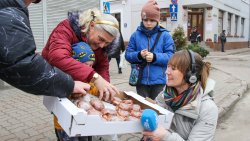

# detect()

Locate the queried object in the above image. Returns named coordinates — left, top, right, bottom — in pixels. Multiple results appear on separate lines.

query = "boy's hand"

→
left=145, top=52, right=154, bottom=62
left=140, top=49, right=149, bottom=59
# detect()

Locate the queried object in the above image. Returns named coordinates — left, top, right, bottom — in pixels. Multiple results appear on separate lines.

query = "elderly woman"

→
left=142, top=50, right=218, bottom=141
left=42, top=9, right=120, bottom=101
left=42, top=8, right=120, bottom=141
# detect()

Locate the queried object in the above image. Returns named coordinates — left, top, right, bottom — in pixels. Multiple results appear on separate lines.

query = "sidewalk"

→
left=0, top=49, right=248, bottom=141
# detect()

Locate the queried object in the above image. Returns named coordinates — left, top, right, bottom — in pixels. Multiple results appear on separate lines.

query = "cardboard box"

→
left=43, top=91, right=174, bottom=137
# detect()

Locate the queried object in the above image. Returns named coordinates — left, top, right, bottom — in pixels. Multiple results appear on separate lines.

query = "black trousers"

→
left=108, top=56, right=121, bottom=70
left=136, top=84, right=165, bottom=100
left=221, top=42, right=225, bottom=52
left=55, top=129, right=92, bottom=141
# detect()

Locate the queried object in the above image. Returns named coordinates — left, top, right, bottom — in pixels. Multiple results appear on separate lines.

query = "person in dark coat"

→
left=107, top=31, right=125, bottom=74
left=220, top=30, right=227, bottom=52
left=0, top=0, right=89, bottom=98
left=189, top=26, right=201, bottom=43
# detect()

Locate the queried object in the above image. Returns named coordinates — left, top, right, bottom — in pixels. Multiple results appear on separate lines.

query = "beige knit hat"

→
left=141, top=0, right=160, bottom=22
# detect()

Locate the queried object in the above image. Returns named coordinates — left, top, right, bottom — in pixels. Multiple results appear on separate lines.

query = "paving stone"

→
left=1, top=134, right=16, bottom=141
left=14, top=131, right=29, bottom=140
left=0, top=115, right=9, bottom=120
left=24, top=134, right=45, bottom=141
left=0, top=119, right=11, bottom=127
left=0, top=128, right=11, bottom=136
left=37, top=138, right=55, bottom=141
left=18, top=116, right=37, bottom=123
left=24, top=128, right=40, bottom=136
left=6, top=138, right=19, bottom=141
left=4, top=123, right=25, bottom=131
left=10, top=126, right=30, bottom=133
left=24, top=121, right=37, bottom=128
left=37, top=125, right=54, bottom=134
left=119, top=133, right=142, bottom=141
left=7, top=118, right=20, bottom=125
left=41, top=132, right=57, bottom=141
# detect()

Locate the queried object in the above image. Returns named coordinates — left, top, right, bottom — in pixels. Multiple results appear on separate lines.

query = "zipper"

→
left=147, top=37, right=150, bottom=84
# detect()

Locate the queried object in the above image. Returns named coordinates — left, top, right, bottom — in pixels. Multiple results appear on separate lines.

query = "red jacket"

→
left=42, top=19, right=110, bottom=83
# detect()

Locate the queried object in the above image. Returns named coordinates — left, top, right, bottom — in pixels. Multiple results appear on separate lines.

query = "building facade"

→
left=102, top=0, right=250, bottom=50
left=29, top=0, right=249, bottom=51
left=28, top=0, right=99, bottom=51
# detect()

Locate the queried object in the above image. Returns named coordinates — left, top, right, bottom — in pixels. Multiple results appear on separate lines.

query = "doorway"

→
left=111, top=13, right=121, bottom=31
left=188, top=8, right=204, bottom=41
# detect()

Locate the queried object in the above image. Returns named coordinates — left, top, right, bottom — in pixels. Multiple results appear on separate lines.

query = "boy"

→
left=71, top=42, right=98, bottom=95
left=54, top=42, right=98, bottom=141
left=125, top=0, right=174, bottom=100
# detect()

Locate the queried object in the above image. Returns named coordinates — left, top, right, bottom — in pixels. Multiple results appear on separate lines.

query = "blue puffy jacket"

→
left=125, top=24, right=174, bottom=85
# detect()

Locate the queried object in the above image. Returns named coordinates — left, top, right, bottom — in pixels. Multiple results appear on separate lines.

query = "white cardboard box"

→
left=43, top=91, right=174, bottom=137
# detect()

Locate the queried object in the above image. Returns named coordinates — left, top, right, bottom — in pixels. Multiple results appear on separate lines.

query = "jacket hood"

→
left=203, top=78, right=216, bottom=97
left=68, top=11, right=82, bottom=41
left=106, top=32, right=125, bottom=58
left=0, top=0, right=28, bottom=16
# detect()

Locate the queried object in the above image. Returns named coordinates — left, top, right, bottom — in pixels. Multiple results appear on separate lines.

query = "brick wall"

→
left=206, top=41, right=249, bottom=51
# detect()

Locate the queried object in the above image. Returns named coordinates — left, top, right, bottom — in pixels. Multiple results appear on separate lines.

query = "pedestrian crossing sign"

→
left=170, top=13, right=177, bottom=21
left=103, top=2, right=110, bottom=14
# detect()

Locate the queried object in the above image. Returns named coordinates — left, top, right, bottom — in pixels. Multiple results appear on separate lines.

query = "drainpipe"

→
left=249, top=3, right=250, bottom=47
left=43, top=0, right=47, bottom=47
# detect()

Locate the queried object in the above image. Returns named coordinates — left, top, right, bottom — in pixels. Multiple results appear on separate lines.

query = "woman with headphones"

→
left=142, top=50, right=218, bottom=141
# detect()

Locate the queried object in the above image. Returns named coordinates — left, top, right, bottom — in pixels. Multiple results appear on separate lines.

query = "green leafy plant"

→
left=172, top=26, right=187, bottom=51
left=171, top=26, right=209, bottom=57
left=187, top=43, right=209, bottom=58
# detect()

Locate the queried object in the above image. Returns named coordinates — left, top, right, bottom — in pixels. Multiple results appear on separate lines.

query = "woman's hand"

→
left=94, top=75, right=119, bottom=101
left=71, top=81, right=90, bottom=99
left=142, top=126, right=168, bottom=141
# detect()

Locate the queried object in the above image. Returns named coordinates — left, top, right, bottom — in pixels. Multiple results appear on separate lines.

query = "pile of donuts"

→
left=74, top=96, right=142, bottom=121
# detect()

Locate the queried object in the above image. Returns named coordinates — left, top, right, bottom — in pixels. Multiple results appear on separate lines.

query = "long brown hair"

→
left=168, top=50, right=211, bottom=89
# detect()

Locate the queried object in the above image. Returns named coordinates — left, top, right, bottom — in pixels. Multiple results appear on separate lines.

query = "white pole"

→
left=42, top=0, right=47, bottom=47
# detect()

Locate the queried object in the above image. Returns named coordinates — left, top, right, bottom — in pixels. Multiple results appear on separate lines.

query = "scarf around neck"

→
left=139, top=22, right=159, bottom=37
left=164, top=82, right=201, bottom=112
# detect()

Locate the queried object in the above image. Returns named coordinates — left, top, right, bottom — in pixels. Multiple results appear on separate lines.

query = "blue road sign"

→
left=103, top=2, right=110, bottom=14
left=169, top=4, right=178, bottom=13
left=170, top=13, right=177, bottom=21
left=171, top=0, right=178, bottom=4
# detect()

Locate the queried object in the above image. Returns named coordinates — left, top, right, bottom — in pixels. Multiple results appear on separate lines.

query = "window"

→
left=227, top=13, right=232, bottom=35
left=160, top=8, right=170, bottom=22
left=160, top=8, right=170, bottom=29
left=218, top=10, right=223, bottom=34
left=241, top=18, right=245, bottom=37
left=235, top=15, right=238, bottom=36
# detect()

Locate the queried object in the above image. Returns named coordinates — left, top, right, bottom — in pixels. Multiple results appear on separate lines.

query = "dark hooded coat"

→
left=106, top=31, right=125, bottom=58
left=0, top=0, right=74, bottom=97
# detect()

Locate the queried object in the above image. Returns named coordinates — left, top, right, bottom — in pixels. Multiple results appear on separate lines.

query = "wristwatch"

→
left=91, top=73, right=99, bottom=82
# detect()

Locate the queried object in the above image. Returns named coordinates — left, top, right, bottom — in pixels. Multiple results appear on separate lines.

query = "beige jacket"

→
left=156, top=78, right=218, bottom=141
